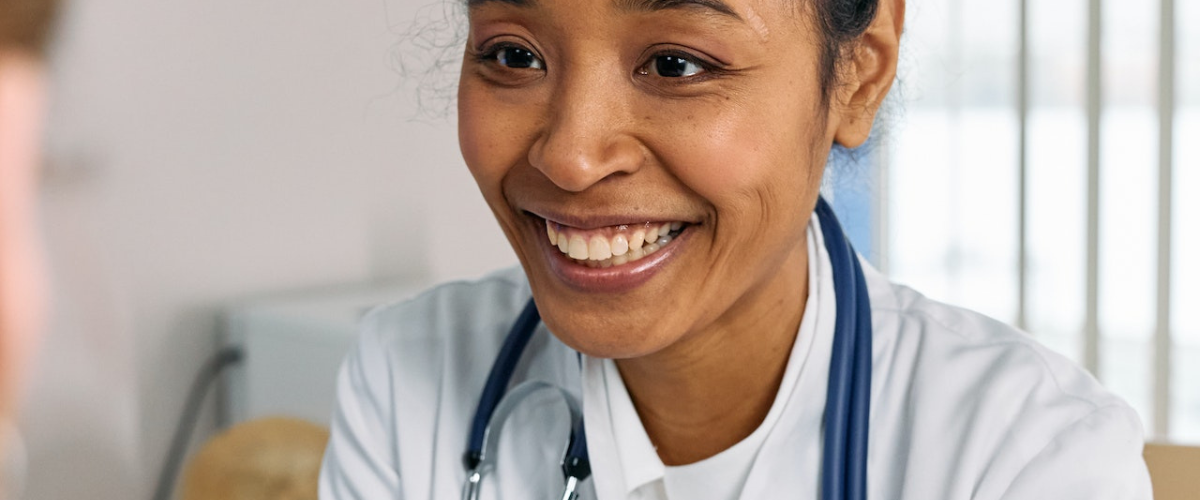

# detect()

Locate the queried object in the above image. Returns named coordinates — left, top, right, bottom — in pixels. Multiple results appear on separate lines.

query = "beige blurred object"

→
left=1144, top=442, right=1200, bottom=500
left=180, top=417, right=329, bottom=500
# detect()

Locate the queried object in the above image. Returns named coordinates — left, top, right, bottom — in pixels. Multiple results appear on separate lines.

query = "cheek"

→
left=457, top=78, right=543, bottom=200
left=0, top=116, right=48, bottom=419
left=457, top=85, right=506, bottom=193
left=648, top=93, right=827, bottom=227
left=0, top=61, right=49, bottom=346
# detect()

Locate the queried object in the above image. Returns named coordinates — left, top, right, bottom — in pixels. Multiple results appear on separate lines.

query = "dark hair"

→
left=0, top=0, right=60, bottom=56
left=812, top=0, right=880, bottom=103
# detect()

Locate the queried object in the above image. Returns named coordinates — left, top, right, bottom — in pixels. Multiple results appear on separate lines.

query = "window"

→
left=831, top=0, right=1197, bottom=442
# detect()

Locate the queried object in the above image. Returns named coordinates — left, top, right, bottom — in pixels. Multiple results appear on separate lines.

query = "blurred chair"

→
left=1144, top=442, right=1200, bottom=500
left=181, top=417, right=329, bottom=500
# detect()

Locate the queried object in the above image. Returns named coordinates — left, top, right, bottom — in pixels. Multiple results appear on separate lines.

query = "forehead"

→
left=469, top=0, right=740, bottom=18
left=476, top=0, right=808, bottom=25
left=467, top=0, right=799, bottom=40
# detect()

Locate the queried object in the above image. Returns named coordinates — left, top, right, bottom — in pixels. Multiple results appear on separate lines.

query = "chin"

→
left=530, top=292, right=683, bottom=360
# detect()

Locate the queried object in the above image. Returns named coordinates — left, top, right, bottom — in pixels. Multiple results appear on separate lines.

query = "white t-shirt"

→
left=319, top=214, right=1153, bottom=499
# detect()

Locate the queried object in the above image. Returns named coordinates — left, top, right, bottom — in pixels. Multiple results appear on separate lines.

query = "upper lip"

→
left=525, top=209, right=695, bottom=230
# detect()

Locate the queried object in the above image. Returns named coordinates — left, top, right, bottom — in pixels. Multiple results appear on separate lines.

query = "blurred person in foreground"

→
left=1, top=4, right=329, bottom=497
left=0, top=0, right=57, bottom=495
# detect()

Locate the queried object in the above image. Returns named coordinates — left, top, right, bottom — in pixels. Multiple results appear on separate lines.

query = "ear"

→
left=832, top=0, right=905, bottom=149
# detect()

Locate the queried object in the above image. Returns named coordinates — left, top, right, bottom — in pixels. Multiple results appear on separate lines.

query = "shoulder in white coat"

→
left=862, top=260, right=1152, bottom=499
left=319, top=266, right=581, bottom=499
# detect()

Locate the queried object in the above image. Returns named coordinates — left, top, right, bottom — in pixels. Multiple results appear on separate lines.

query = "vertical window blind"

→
left=828, top=0, right=1196, bottom=442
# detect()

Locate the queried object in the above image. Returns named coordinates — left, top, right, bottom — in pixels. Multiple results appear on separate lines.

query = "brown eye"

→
left=649, top=54, right=704, bottom=78
left=492, top=46, right=544, bottom=70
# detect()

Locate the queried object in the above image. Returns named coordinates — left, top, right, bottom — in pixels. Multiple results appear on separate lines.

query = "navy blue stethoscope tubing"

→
left=462, top=298, right=544, bottom=470
left=815, top=197, right=873, bottom=500
left=464, top=196, right=870, bottom=500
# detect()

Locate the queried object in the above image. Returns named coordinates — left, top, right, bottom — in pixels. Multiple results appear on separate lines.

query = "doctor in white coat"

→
left=319, top=0, right=1154, bottom=497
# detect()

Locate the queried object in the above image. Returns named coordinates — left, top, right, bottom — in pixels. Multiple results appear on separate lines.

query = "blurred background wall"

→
left=19, top=0, right=1199, bottom=497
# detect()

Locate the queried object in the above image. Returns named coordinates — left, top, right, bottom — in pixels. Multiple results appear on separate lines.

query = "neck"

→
left=614, top=238, right=809, bottom=465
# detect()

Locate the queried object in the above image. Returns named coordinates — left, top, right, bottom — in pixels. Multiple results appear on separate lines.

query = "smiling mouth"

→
left=543, top=218, right=690, bottom=268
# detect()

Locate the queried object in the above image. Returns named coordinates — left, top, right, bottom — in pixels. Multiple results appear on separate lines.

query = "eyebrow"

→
left=467, top=0, right=526, bottom=6
left=467, top=0, right=744, bottom=22
left=617, top=0, right=742, bottom=19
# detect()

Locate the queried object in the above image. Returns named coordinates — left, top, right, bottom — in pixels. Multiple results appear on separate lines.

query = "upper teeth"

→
left=546, top=220, right=684, bottom=262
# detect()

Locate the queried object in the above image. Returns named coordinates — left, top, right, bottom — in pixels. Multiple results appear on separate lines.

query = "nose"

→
left=527, top=70, right=643, bottom=192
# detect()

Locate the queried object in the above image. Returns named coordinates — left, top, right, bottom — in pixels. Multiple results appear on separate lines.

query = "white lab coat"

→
left=319, top=216, right=1153, bottom=500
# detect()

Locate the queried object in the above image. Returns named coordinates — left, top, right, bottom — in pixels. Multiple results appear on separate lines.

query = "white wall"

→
left=20, top=0, right=515, bottom=497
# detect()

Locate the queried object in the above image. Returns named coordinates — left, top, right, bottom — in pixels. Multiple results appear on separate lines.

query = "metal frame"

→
left=1084, top=0, right=1103, bottom=379
left=874, top=137, right=891, bottom=275
left=1154, top=0, right=1176, bottom=439
left=1016, top=0, right=1030, bottom=332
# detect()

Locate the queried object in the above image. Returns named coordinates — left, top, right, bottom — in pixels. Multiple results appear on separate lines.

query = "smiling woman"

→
left=320, top=0, right=1152, bottom=498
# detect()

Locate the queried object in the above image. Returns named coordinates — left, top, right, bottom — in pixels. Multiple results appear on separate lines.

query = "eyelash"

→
left=474, top=42, right=539, bottom=67
left=637, top=49, right=724, bottom=81
left=473, top=42, right=726, bottom=83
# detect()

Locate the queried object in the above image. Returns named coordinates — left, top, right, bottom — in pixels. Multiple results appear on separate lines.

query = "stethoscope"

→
left=462, top=196, right=872, bottom=500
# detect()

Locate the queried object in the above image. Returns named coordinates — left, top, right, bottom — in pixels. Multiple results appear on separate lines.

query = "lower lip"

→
left=535, top=220, right=693, bottom=294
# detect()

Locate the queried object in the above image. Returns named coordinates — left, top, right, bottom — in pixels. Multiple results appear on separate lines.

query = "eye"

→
left=641, top=54, right=706, bottom=78
left=488, top=44, right=544, bottom=70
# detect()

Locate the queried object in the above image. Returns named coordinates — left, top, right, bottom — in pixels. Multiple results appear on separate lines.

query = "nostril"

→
left=528, top=129, right=644, bottom=193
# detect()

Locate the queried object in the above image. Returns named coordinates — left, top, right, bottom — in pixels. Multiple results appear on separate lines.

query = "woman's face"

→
left=458, top=0, right=867, bottom=358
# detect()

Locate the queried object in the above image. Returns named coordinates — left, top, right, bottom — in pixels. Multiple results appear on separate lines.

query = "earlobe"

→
left=832, top=0, right=905, bottom=149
